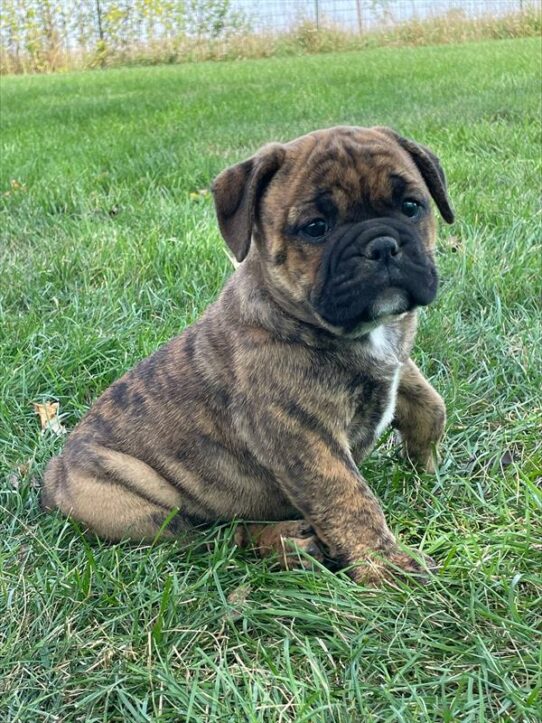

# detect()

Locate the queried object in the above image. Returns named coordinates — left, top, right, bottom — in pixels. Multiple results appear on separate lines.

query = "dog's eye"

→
left=300, top=219, right=328, bottom=240
left=401, top=199, right=422, bottom=219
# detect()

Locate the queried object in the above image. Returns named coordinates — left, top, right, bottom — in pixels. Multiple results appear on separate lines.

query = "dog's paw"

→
left=235, top=521, right=324, bottom=570
left=384, top=548, right=438, bottom=583
left=401, top=443, right=440, bottom=475
left=348, top=546, right=438, bottom=586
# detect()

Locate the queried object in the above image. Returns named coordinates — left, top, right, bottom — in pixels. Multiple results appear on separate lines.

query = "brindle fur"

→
left=42, top=126, right=453, bottom=584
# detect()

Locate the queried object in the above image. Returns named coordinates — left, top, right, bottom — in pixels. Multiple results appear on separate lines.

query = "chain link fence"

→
left=0, top=0, right=538, bottom=73
left=234, top=0, right=531, bottom=32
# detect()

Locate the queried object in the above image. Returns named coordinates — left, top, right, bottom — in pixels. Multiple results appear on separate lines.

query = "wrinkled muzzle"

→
left=312, top=218, right=438, bottom=331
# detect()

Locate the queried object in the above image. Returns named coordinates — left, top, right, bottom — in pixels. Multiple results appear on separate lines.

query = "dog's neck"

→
left=232, top=257, right=328, bottom=339
left=226, top=257, right=416, bottom=358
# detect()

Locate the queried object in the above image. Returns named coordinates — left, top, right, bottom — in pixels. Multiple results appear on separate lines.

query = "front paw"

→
left=401, top=442, right=439, bottom=474
left=348, top=546, right=438, bottom=586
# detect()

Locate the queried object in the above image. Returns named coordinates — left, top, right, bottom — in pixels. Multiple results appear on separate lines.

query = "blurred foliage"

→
left=0, top=1, right=540, bottom=73
left=0, top=0, right=248, bottom=72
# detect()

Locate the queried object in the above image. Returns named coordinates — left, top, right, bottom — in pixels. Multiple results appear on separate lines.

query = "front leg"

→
left=246, top=415, right=435, bottom=584
left=393, top=359, right=446, bottom=473
left=285, top=447, right=436, bottom=583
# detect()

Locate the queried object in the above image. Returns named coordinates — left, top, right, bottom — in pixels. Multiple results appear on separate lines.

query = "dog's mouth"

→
left=312, top=218, right=438, bottom=332
left=367, top=286, right=410, bottom=318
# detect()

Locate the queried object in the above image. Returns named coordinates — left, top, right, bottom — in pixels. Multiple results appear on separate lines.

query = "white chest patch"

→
left=368, top=325, right=397, bottom=362
left=374, top=367, right=400, bottom=438
left=367, top=326, right=401, bottom=439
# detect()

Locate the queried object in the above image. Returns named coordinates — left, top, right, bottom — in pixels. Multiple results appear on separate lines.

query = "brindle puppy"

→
left=42, top=126, right=454, bottom=584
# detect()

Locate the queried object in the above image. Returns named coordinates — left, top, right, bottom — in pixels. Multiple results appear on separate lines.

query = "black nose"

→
left=365, top=236, right=400, bottom=261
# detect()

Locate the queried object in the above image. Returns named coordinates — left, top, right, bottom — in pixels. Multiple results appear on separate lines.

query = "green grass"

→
left=1, top=38, right=541, bottom=721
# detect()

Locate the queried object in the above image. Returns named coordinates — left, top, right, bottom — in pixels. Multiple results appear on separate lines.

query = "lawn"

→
left=1, top=37, right=541, bottom=721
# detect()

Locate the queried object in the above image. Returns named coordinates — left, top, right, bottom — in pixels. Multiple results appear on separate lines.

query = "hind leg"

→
left=234, top=520, right=325, bottom=570
left=42, top=448, right=186, bottom=541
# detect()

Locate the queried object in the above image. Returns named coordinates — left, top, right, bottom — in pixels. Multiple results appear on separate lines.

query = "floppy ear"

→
left=211, top=143, right=286, bottom=262
left=376, top=127, right=455, bottom=224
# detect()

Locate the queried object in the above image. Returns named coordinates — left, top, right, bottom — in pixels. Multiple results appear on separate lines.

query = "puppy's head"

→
left=212, top=126, right=454, bottom=335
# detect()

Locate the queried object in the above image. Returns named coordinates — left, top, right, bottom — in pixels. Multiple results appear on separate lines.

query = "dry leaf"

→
left=227, top=584, right=251, bottom=606
left=8, top=460, right=33, bottom=490
left=33, top=401, right=66, bottom=435
left=10, top=179, right=26, bottom=191
left=189, top=188, right=209, bottom=201
left=18, top=462, right=30, bottom=477
left=223, top=584, right=252, bottom=622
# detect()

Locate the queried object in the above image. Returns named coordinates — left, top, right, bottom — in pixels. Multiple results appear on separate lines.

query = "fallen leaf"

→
left=7, top=460, right=34, bottom=490
left=10, top=179, right=27, bottom=191
left=33, top=401, right=66, bottom=435
left=227, top=584, right=251, bottom=605
left=223, top=584, right=252, bottom=622
left=189, top=188, right=209, bottom=201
